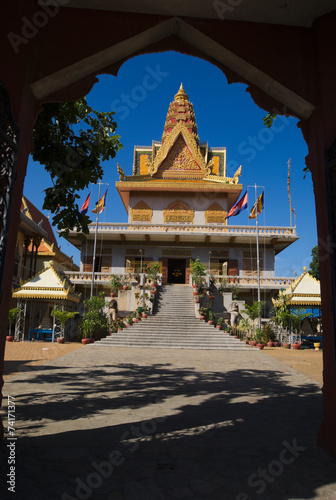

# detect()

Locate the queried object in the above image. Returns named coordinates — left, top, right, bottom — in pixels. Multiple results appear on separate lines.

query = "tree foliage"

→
left=32, top=98, right=122, bottom=238
left=262, top=112, right=277, bottom=128
left=308, top=245, right=320, bottom=281
left=242, top=301, right=264, bottom=321
left=79, top=293, right=108, bottom=339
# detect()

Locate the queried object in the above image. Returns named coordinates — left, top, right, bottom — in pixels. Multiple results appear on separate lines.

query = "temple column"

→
left=22, top=235, right=31, bottom=281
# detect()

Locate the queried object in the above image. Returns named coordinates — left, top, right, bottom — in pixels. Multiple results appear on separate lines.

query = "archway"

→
left=1, top=5, right=336, bottom=458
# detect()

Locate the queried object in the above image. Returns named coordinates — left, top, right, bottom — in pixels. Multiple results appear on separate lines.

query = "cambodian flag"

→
left=80, top=192, right=91, bottom=215
left=225, top=191, right=248, bottom=219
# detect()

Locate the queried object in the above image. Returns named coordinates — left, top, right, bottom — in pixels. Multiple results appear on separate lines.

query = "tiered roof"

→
left=161, top=84, right=199, bottom=146
left=116, top=84, right=242, bottom=212
left=12, top=261, right=81, bottom=302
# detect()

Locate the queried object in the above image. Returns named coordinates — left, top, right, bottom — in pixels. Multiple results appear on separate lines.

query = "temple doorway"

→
left=168, top=259, right=186, bottom=284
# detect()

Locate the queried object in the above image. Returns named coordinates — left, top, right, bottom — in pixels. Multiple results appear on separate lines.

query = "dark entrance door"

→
left=168, top=259, right=186, bottom=284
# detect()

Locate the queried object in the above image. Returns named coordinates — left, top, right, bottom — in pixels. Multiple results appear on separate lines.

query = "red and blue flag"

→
left=225, top=191, right=248, bottom=219
left=80, top=192, right=91, bottom=215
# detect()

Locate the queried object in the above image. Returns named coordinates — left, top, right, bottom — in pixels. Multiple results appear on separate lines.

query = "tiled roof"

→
left=22, top=196, right=58, bottom=248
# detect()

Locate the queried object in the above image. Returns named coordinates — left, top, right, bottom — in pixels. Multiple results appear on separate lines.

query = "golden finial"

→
left=117, top=164, right=126, bottom=181
left=174, top=83, right=189, bottom=103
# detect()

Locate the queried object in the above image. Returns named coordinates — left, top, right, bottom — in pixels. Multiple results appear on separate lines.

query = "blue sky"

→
left=24, top=51, right=316, bottom=275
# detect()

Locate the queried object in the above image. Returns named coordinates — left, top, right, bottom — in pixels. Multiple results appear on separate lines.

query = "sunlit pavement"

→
left=1, top=346, right=335, bottom=500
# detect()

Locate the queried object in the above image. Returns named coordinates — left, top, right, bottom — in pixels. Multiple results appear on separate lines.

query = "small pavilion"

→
left=12, top=261, right=81, bottom=342
left=282, top=267, right=321, bottom=315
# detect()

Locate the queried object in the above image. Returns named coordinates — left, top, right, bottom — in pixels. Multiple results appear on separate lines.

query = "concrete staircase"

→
left=92, top=285, right=250, bottom=350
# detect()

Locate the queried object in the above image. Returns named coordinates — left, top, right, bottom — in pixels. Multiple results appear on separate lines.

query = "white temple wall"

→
left=79, top=243, right=275, bottom=275
left=129, top=195, right=228, bottom=225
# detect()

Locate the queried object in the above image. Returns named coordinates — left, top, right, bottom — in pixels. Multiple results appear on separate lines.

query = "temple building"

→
left=65, top=85, right=298, bottom=314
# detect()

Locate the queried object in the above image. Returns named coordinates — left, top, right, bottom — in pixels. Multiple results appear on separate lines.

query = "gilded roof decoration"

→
left=272, top=268, right=321, bottom=308
left=117, top=84, right=241, bottom=187
left=12, top=261, right=81, bottom=302
left=146, top=123, right=212, bottom=178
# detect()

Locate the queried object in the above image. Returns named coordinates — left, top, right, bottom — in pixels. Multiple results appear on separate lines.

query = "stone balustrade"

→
left=85, top=222, right=297, bottom=236
left=211, top=275, right=294, bottom=287
left=64, top=271, right=293, bottom=288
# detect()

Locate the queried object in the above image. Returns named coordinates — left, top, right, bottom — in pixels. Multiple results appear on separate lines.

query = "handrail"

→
left=79, top=222, right=297, bottom=236
left=64, top=271, right=294, bottom=286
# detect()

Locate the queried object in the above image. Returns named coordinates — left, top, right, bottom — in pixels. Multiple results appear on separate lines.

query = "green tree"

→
left=79, top=293, right=109, bottom=340
left=190, top=258, right=207, bottom=289
left=8, top=308, right=19, bottom=335
left=242, top=301, right=265, bottom=322
left=32, top=98, right=122, bottom=238
left=242, top=301, right=265, bottom=334
left=50, top=309, right=79, bottom=339
left=308, top=245, right=320, bottom=280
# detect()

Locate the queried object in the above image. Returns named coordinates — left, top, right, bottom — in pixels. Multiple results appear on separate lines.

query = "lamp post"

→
left=139, top=249, right=143, bottom=274
left=208, top=251, right=212, bottom=276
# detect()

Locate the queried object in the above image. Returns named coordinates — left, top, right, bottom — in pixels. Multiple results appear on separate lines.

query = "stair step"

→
left=97, top=285, right=245, bottom=350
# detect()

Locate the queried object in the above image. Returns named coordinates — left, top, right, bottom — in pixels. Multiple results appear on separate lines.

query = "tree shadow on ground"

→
left=3, top=359, right=42, bottom=377
left=0, top=362, right=335, bottom=500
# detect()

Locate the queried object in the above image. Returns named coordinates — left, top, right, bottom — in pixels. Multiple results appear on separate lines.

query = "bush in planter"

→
left=116, top=318, right=125, bottom=330
left=145, top=263, right=160, bottom=286
left=78, top=293, right=109, bottom=341
left=208, top=310, right=216, bottom=325
left=216, top=317, right=224, bottom=329
left=190, top=258, right=206, bottom=290
left=199, top=307, right=209, bottom=321
left=110, top=321, right=118, bottom=334
left=110, top=274, right=122, bottom=295
left=51, top=309, right=79, bottom=341
left=255, top=327, right=265, bottom=345
left=126, top=315, right=133, bottom=326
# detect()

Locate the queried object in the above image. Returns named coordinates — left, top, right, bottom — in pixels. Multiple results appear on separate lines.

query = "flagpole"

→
left=287, top=159, right=292, bottom=228
left=255, top=183, right=261, bottom=329
left=90, top=181, right=102, bottom=298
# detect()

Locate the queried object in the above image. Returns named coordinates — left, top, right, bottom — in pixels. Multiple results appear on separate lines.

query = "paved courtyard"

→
left=0, top=344, right=335, bottom=500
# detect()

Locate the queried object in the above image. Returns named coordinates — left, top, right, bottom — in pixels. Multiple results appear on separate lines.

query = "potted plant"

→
left=216, top=317, right=224, bottom=330
left=292, top=342, right=301, bottom=350
left=110, top=321, right=117, bottom=335
left=51, top=309, right=79, bottom=343
left=208, top=310, right=216, bottom=326
left=190, top=258, right=207, bottom=291
left=228, top=283, right=241, bottom=300
left=132, top=310, right=140, bottom=323
left=142, top=305, right=149, bottom=319
left=7, top=308, right=19, bottom=341
left=146, top=263, right=160, bottom=286
left=282, top=342, right=291, bottom=349
left=116, top=318, right=125, bottom=331
left=198, top=307, right=207, bottom=321
left=110, top=274, right=122, bottom=296
left=125, top=315, right=133, bottom=327
left=79, top=293, right=109, bottom=344
left=255, top=327, right=265, bottom=349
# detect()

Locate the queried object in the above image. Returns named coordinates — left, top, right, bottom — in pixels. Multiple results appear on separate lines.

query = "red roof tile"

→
left=22, top=196, right=58, bottom=248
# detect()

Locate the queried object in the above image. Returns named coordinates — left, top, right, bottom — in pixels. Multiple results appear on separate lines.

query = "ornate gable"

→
left=131, top=201, right=152, bottom=222
left=163, top=200, right=194, bottom=223
left=205, top=203, right=227, bottom=224
left=148, top=125, right=209, bottom=179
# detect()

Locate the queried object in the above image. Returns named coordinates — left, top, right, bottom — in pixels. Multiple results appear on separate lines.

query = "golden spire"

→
left=174, top=83, right=189, bottom=103
left=162, top=84, right=198, bottom=144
